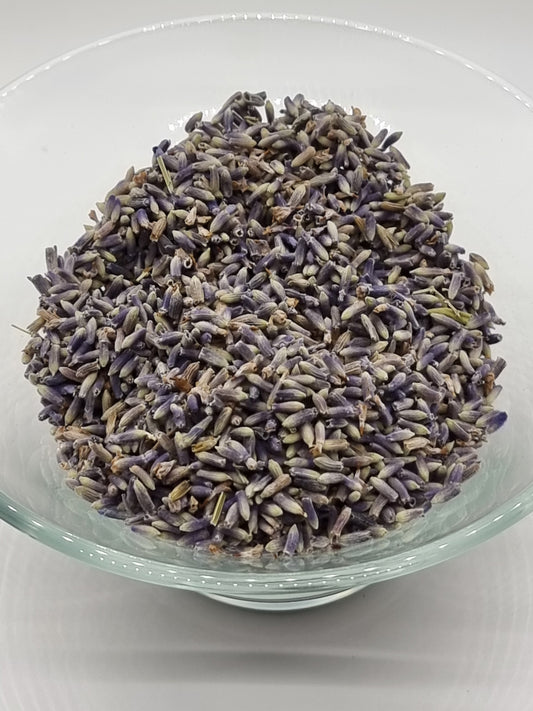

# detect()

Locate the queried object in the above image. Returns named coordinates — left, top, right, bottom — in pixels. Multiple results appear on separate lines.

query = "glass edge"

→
left=1, top=12, right=533, bottom=116
left=1, top=486, right=532, bottom=593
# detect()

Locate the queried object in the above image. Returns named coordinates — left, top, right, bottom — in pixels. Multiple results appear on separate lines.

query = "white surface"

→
left=1, top=1, right=532, bottom=708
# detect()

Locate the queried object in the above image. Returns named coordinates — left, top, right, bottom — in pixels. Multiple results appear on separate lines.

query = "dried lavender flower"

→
left=22, top=91, right=507, bottom=557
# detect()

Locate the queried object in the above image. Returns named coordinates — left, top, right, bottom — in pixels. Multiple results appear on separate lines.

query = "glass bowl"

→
left=1, top=13, right=532, bottom=611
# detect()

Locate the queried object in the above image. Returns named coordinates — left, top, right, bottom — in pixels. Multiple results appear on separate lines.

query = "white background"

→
left=1, top=1, right=532, bottom=709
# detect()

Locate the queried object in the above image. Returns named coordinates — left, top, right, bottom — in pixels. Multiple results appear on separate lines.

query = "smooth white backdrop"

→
left=1, top=2, right=532, bottom=709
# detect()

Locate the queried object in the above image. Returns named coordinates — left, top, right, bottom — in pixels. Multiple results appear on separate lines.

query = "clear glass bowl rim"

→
left=1, top=12, right=532, bottom=594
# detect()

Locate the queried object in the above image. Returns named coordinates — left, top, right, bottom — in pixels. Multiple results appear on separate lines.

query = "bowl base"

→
left=201, top=585, right=366, bottom=611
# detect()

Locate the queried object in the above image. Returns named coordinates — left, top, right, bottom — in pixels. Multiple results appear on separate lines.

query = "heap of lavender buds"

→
left=22, top=91, right=507, bottom=556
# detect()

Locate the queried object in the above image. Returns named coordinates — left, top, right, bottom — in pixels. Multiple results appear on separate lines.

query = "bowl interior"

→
left=0, top=14, right=532, bottom=590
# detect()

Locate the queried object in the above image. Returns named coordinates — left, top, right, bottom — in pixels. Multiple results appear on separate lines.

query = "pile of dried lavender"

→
left=22, top=91, right=507, bottom=556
